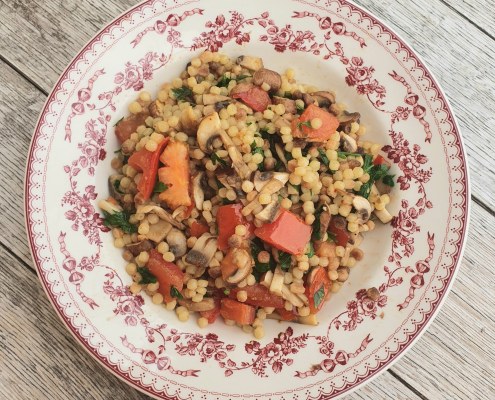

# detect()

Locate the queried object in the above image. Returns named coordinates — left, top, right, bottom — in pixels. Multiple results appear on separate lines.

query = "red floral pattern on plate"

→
left=25, top=1, right=469, bottom=399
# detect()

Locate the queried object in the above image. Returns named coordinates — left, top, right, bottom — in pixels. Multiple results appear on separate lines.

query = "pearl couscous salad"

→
left=99, top=52, right=394, bottom=338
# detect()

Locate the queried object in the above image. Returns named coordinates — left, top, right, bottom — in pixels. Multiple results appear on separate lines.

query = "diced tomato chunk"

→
left=305, top=267, right=331, bottom=314
left=146, top=249, right=184, bottom=303
left=200, top=297, right=221, bottom=324
left=115, top=113, right=148, bottom=143
left=190, top=221, right=209, bottom=237
left=220, top=299, right=256, bottom=325
left=217, top=204, right=254, bottom=251
left=291, top=104, right=339, bottom=142
left=328, top=217, right=350, bottom=247
left=158, top=141, right=192, bottom=209
left=276, top=308, right=298, bottom=321
left=254, top=209, right=311, bottom=255
left=229, top=284, right=285, bottom=308
left=232, top=86, right=271, bottom=112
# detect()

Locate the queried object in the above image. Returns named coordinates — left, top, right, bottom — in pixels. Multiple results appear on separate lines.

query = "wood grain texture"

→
left=0, top=245, right=422, bottom=400
left=0, top=0, right=494, bottom=399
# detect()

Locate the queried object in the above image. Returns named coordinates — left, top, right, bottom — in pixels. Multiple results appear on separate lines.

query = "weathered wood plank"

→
left=445, top=0, right=495, bottom=37
left=0, top=245, right=422, bottom=399
left=353, top=0, right=495, bottom=208
left=390, top=202, right=495, bottom=399
left=0, top=245, right=147, bottom=400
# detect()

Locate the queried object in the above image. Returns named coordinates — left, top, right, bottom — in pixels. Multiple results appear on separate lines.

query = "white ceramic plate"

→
left=25, top=0, right=470, bottom=398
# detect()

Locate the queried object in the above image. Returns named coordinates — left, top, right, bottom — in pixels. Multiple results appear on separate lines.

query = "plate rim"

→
left=23, top=0, right=471, bottom=398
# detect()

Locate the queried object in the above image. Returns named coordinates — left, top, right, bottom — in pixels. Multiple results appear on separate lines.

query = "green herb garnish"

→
left=318, top=148, right=330, bottom=167
left=358, top=159, right=393, bottom=199
left=382, top=174, right=395, bottom=187
left=223, top=288, right=231, bottom=295
left=153, top=181, right=169, bottom=194
left=306, top=242, right=315, bottom=258
left=296, top=103, right=305, bottom=114
left=137, top=267, right=157, bottom=285
left=313, top=285, right=325, bottom=309
left=172, top=87, right=194, bottom=103
left=337, top=151, right=362, bottom=159
left=278, top=251, right=292, bottom=271
left=113, top=179, right=124, bottom=194
left=216, top=74, right=250, bottom=88
left=170, top=285, right=184, bottom=300
left=251, top=238, right=275, bottom=281
left=113, top=117, right=124, bottom=127
left=311, top=205, right=324, bottom=241
left=284, top=91, right=293, bottom=99
left=102, top=210, right=137, bottom=233
left=211, top=152, right=227, bottom=167
left=297, top=120, right=312, bottom=129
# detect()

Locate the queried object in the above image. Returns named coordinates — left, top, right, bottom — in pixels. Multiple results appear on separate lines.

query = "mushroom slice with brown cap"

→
left=315, top=211, right=331, bottom=242
left=185, top=233, right=218, bottom=269
left=178, top=298, right=215, bottom=311
left=192, top=172, right=205, bottom=211
left=125, top=240, right=153, bottom=256
left=253, top=68, right=282, bottom=92
left=166, top=228, right=187, bottom=258
left=352, top=196, right=372, bottom=224
left=272, top=96, right=297, bottom=114
left=337, top=111, right=360, bottom=124
left=242, top=178, right=285, bottom=216
left=236, top=55, right=263, bottom=71
left=136, top=204, right=185, bottom=230
left=180, top=105, right=200, bottom=135
left=147, top=219, right=173, bottom=243
left=341, top=133, right=358, bottom=153
left=255, top=200, right=280, bottom=223
left=221, top=247, right=254, bottom=284
left=253, top=171, right=290, bottom=192
left=202, top=94, right=231, bottom=106
left=310, top=91, right=336, bottom=108
left=219, top=131, right=252, bottom=180
left=275, top=144, right=289, bottom=169
left=197, top=112, right=222, bottom=154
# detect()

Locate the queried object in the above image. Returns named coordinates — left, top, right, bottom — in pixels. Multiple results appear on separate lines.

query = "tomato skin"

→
left=328, top=217, right=350, bottom=247
left=373, top=154, right=385, bottom=166
left=254, top=209, right=312, bottom=255
left=217, top=204, right=254, bottom=251
left=146, top=249, right=184, bottom=303
left=305, top=267, right=331, bottom=314
left=232, top=87, right=271, bottom=112
left=190, top=221, right=209, bottom=237
left=200, top=297, right=221, bottom=323
left=276, top=308, right=298, bottom=321
left=127, top=137, right=169, bottom=201
left=291, top=104, right=340, bottom=142
left=229, top=284, right=285, bottom=308
left=220, top=299, right=256, bottom=325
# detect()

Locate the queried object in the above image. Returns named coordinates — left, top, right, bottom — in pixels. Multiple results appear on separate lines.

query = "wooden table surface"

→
left=1, top=1, right=494, bottom=399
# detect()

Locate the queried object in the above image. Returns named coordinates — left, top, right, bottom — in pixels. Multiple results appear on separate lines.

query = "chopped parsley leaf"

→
left=102, top=210, right=137, bottom=233
left=137, top=267, right=157, bottom=284
left=170, top=285, right=184, bottom=300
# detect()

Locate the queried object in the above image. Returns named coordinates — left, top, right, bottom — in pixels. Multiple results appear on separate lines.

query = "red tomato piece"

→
left=254, top=209, right=312, bottom=255
left=146, top=249, right=184, bottom=303
left=373, top=154, right=385, bottom=165
left=305, top=267, right=331, bottom=314
left=115, top=113, right=148, bottom=143
left=216, top=204, right=254, bottom=251
left=220, top=299, right=256, bottom=325
left=291, top=104, right=340, bottom=142
left=127, top=137, right=169, bottom=201
left=190, top=221, right=209, bottom=237
left=328, top=217, right=350, bottom=247
left=232, top=87, right=271, bottom=112
left=229, top=284, right=285, bottom=308
left=200, top=297, right=221, bottom=324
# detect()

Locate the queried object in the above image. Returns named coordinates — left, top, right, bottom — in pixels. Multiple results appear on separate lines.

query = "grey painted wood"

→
left=0, top=0, right=494, bottom=399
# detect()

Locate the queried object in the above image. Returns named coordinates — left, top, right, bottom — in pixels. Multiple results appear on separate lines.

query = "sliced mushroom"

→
left=196, top=112, right=222, bottom=154
left=255, top=201, right=280, bottom=223
left=337, top=111, right=361, bottom=124
left=146, top=219, right=173, bottom=243
left=208, top=266, right=222, bottom=279
left=214, top=101, right=231, bottom=112
left=272, top=96, right=296, bottom=114
left=302, top=93, right=316, bottom=107
left=108, top=174, right=125, bottom=202
left=217, top=174, right=243, bottom=196
left=374, top=178, right=393, bottom=195
left=315, top=211, right=331, bottom=242
left=275, top=143, right=289, bottom=169
left=180, top=105, right=200, bottom=135
left=178, top=298, right=215, bottom=312
left=341, top=133, right=358, bottom=153
left=310, top=91, right=336, bottom=108
left=374, top=208, right=393, bottom=224
left=269, top=266, right=285, bottom=296
left=166, top=228, right=187, bottom=258
left=219, top=131, right=252, bottom=179
left=253, top=171, right=290, bottom=192
left=242, top=178, right=285, bottom=216
left=125, top=240, right=153, bottom=257
left=229, top=82, right=253, bottom=97
left=114, top=112, right=148, bottom=143
left=221, top=247, right=253, bottom=284
left=202, top=93, right=231, bottom=106
left=148, top=100, right=164, bottom=118
left=136, top=204, right=185, bottom=230
left=185, top=233, right=218, bottom=269
left=352, top=196, right=372, bottom=224
left=253, top=68, right=282, bottom=92
left=236, top=55, right=263, bottom=71
left=192, top=172, right=205, bottom=211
